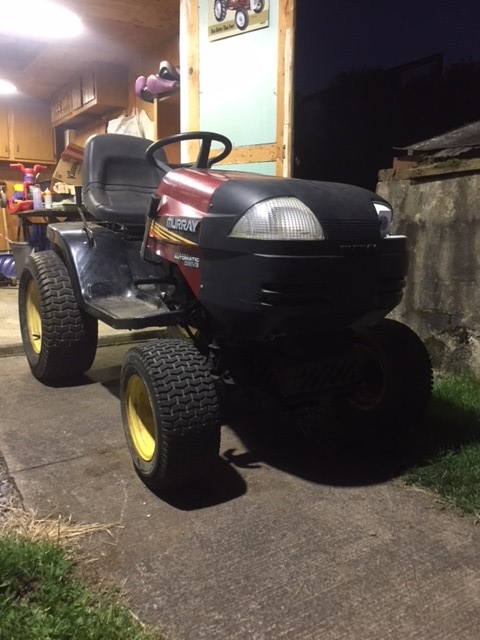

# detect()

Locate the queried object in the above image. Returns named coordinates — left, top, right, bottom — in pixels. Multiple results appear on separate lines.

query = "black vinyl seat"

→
left=82, top=134, right=166, bottom=225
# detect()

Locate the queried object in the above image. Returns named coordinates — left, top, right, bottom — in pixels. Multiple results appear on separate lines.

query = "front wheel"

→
left=340, top=319, right=432, bottom=428
left=18, top=251, right=98, bottom=383
left=120, top=339, right=221, bottom=492
left=253, top=0, right=265, bottom=13
left=235, top=8, right=249, bottom=30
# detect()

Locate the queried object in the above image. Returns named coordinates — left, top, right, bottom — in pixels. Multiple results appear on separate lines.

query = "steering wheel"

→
left=146, top=131, right=233, bottom=173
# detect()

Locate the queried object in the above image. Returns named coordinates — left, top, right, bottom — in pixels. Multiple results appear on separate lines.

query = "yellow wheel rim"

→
left=126, top=374, right=156, bottom=461
left=26, top=279, right=42, bottom=355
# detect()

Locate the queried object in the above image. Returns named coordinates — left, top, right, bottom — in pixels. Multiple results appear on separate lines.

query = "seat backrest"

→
left=82, top=134, right=166, bottom=225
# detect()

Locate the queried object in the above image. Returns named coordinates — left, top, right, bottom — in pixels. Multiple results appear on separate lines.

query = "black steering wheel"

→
left=146, top=131, right=233, bottom=173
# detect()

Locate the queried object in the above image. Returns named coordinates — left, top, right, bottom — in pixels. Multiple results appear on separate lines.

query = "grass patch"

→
left=0, top=505, right=119, bottom=543
left=0, top=508, right=165, bottom=640
left=404, top=373, right=480, bottom=517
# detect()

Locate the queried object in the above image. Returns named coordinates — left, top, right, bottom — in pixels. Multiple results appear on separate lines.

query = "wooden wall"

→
left=60, top=35, right=180, bottom=159
left=182, top=0, right=294, bottom=175
left=0, top=33, right=180, bottom=251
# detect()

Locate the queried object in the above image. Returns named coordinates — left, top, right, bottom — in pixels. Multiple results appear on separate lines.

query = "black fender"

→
left=46, top=221, right=164, bottom=309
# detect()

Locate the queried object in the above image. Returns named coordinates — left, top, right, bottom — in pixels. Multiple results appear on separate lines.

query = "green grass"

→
left=0, top=534, right=162, bottom=640
left=404, top=373, right=480, bottom=517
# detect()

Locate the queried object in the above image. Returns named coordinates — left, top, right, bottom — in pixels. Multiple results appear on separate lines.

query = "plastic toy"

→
left=135, top=60, right=180, bottom=103
left=10, top=163, right=47, bottom=199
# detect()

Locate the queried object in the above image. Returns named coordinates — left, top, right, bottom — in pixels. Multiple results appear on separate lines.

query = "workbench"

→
left=12, top=207, right=87, bottom=249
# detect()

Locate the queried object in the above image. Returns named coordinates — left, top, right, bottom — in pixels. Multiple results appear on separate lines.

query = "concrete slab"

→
left=0, top=345, right=480, bottom=639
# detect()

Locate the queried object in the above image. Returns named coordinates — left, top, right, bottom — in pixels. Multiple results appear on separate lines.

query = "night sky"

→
left=295, top=0, right=480, bottom=95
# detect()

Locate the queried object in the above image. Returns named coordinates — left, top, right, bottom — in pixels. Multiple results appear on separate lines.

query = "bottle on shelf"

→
left=32, top=185, right=43, bottom=210
left=44, top=188, right=52, bottom=210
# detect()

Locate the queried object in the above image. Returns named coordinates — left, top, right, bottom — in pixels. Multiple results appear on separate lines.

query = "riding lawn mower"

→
left=18, top=131, right=432, bottom=493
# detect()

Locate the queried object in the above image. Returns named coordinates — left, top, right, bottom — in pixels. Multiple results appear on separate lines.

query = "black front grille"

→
left=321, top=220, right=380, bottom=241
left=256, top=353, right=361, bottom=400
left=260, top=282, right=329, bottom=306
left=289, top=357, right=360, bottom=397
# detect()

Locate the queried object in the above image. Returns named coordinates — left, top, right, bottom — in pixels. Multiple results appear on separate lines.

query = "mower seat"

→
left=82, top=133, right=166, bottom=225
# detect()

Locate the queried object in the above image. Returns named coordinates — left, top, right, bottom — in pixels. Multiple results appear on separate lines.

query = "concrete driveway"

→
left=1, top=342, right=480, bottom=639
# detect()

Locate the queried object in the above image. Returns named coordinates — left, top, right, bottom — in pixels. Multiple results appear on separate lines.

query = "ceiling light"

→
left=0, top=79, right=17, bottom=95
left=2, top=1, right=83, bottom=40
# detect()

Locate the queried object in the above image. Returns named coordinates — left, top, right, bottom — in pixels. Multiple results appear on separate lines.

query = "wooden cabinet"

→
left=52, top=77, right=83, bottom=124
left=12, top=100, right=55, bottom=163
left=51, top=63, right=128, bottom=127
left=71, top=76, right=82, bottom=111
left=51, top=85, right=68, bottom=124
left=0, top=99, right=55, bottom=164
left=81, top=67, right=96, bottom=106
left=0, top=103, right=9, bottom=159
left=51, top=86, right=62, bottom=124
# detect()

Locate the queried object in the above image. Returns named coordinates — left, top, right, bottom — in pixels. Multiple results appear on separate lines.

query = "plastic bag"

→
left=107, top=107, right=153, bottom=138
left=138, top=109, right=155, bottom=140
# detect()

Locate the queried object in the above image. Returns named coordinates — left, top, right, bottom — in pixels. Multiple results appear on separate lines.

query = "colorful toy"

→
left=135, top=60, right=180, bottom=103
left=8, top=183, right=33, bottom=213
left=10, top=163, right=47, bottom=200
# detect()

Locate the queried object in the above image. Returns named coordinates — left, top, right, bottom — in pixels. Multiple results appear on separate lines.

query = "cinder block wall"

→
left=376, top=166, right=480, bottom=375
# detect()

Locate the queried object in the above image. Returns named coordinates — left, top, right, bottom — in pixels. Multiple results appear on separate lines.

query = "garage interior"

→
left=0, top=0, right=180, bottom=250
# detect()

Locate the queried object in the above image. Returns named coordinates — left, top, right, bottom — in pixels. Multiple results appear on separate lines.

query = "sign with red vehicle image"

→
left=209, top=0, right=269, bottom=41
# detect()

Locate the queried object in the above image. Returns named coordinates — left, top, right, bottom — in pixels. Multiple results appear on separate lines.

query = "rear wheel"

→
left=341, top=319, right=432, bottom=428
left=18, top=251, right=98, bottom=382
left=253, top=0, right=265, bottom=13
left=120, top=339, right=221, bottom=492
left=214, top=0, right=227, bottom=21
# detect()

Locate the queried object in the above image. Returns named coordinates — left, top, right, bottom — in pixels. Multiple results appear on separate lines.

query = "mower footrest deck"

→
left=84, top=295, right=183, bottom=330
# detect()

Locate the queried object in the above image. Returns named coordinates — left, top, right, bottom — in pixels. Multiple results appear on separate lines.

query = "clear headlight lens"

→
left=373, top=202, right=393, bottom=238
left=229, top=197, right=325, bottom=240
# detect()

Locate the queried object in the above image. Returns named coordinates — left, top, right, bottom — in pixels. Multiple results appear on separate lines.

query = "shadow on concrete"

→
left=35, top=365, right=124, bottom=390
left=218, top=387, right=480, bottom=490
left=221, top=409, right=414, bottom=489
left=51, top=357, right=480, bottom=503
left=154, top=459, right=248, bottom=511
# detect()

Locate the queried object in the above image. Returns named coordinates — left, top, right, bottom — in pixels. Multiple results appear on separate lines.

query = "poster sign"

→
left=208, top=0, right=269, bottom=42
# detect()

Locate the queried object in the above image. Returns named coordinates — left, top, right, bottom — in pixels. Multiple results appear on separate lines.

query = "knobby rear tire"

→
left=18, top=250, right=98, bottom=382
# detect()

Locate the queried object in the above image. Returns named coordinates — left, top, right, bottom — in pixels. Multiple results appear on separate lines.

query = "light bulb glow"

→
left=0, top=79, right=17, bottom=95
left=2, top=1, right=83, bottom=40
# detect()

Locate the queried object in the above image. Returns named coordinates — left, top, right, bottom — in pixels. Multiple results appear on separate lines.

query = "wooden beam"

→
left=218, top=144, right=277, bottom=165
left=181, top=1, right=296, bottom=172
left=276, top=0, right=295, bottom=177
left=378, top=159, right=480, bottom=183
left=180, top=0, right=200, bottom=161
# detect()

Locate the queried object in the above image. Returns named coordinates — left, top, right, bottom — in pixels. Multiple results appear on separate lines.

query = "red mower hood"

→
left=158, top=168, right=276, bottom=214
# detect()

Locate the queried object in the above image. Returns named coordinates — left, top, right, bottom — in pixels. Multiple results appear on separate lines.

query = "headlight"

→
left=373, top=202, right=393, bottom=238
left=229, top=197, right=325, bottom=240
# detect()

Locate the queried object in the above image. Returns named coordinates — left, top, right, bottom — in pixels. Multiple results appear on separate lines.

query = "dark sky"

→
left=295, top=0, right=480, bottom=95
